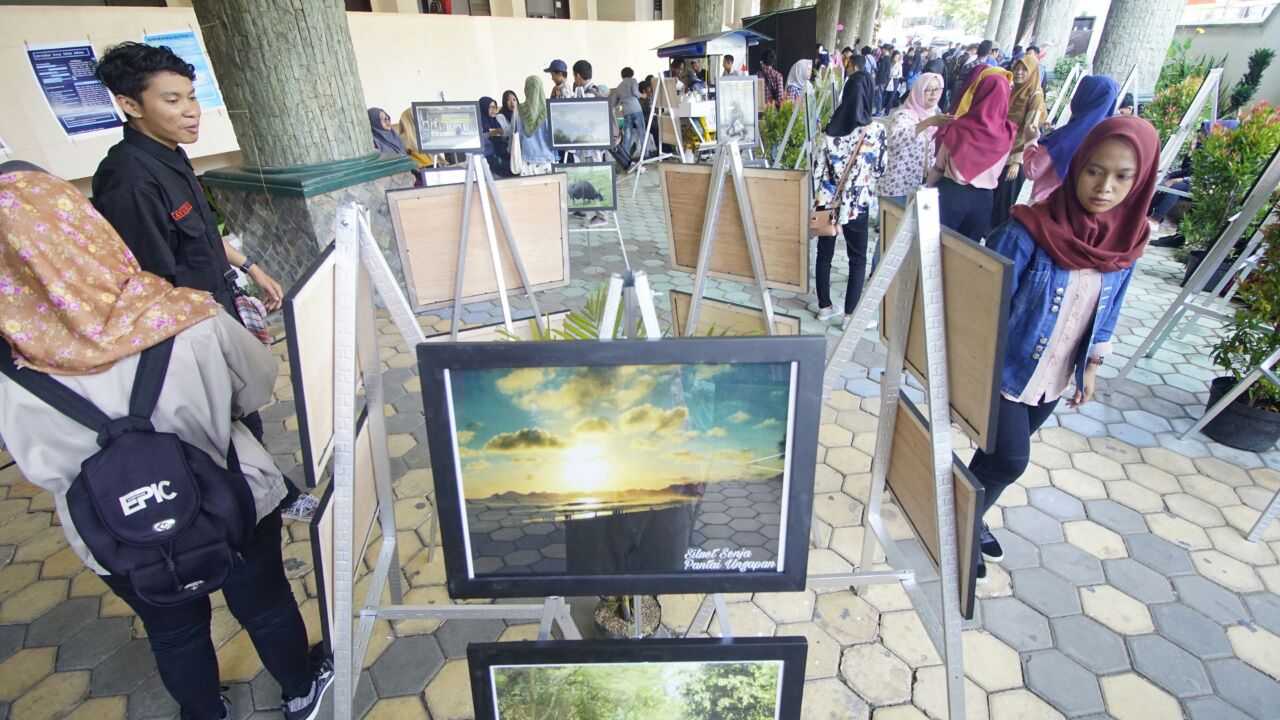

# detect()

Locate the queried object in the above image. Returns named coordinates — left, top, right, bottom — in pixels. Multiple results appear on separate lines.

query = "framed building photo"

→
left=411, top=101, right=483, bottom=154
left=548, top=97, right=613, bottom=150
left=717, top=75, right=758, bottom=148
left=417, top=336, right=824, bottom=599
left=555, top=162, right=616, bottom=212
left=418, top=166, right=468, bottom=187
left=468, top=637, right=808, bottom=720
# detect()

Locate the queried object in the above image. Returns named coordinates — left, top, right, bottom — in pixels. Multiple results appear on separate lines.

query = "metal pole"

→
left=479, top=158, right=547, bottom=335
left=449, top=157, right=479, bottom=341
left=684, top=145, right=733, bottom=336
left=472, top=155, right=514, bottom=332
left=725, top=141, right=778, bottom=334
left=1155, top=69, right=1224, bottom=184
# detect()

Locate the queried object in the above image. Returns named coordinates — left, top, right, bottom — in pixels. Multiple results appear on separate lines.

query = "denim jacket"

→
left=987, top=220, right=1134, bottom=397
left=516, top=116, right=557, bottom=166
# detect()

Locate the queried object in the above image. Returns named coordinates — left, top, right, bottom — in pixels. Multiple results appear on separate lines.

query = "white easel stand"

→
left=327, top=204, right=578, bottom=720
left=1155, top=69, right=1224, bottom=185
left=630, top=79, right=680, bottom=200
left=1046, top=63, right=1084, bottom=128
left=809, top=189, right=969, bottom=720
left=570, top=210, right=626, bottom=266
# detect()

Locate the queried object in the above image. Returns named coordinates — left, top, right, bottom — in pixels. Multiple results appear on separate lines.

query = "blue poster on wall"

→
left=143, top=29, right=224, bottom=111
left=26, top=42, right=124, bottom=137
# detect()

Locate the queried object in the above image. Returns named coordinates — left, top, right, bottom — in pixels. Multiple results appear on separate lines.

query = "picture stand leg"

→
left=1248, top=486, right=1280, bottom=543
left=569, top=211, right=626, bottom=269
left=599, top=270, right=661, bottom=340
left=682, top=593, right=734, bottom=639
left=478, top=158, right=548, bottom=333
left=1154, top=69, right=1224, bottom=183
left=773, top=95, right=803, bottom=167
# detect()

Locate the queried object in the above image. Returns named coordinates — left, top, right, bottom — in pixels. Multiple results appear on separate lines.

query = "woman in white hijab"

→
left=785, top=59, right=813, bottom=100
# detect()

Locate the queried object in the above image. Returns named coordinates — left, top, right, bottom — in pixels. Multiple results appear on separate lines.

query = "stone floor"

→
left=1, top=171, right=1279, bottom=720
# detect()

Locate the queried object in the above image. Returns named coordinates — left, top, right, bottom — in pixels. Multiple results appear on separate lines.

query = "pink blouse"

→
left=1022, top=144, right=1061, bottom=203
left=933, top=144, right=1008, bottom=190
left=1004, top=268, right=1102, bottom=405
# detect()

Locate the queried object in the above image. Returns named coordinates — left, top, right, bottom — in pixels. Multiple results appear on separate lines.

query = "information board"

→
left=142, top=30, right=224, bottom=111
left=26, top=42, right=123, bottom=138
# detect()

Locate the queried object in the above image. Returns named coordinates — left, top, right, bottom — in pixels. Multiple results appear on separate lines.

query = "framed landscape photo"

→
left=716, top=75, right=758, bottom=148
left=468, top=637, right=808, bottom=720
left=555, top=162, right=616, bottom=212
left=411, top=101, right=483, bottom=154
left=548, top=97, right=613, bottom=150
left=417, top=336, right=824, bottom=599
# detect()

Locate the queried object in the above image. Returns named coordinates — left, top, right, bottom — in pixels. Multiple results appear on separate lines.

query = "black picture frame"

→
left=411, top=101, right=483, bottom=154
left=417, top=336, right=824, bottom=599
left=555, top=162, right=617, bottom=212
left=283, top=242, right=336, bottom=488
left=547, top=97, right=613, bottom=150
left=468, top=636, right=809, bottom=720
left=417, top=166, right=469, bottom=187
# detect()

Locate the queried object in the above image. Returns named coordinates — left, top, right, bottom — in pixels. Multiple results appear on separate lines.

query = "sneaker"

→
left=281, top=656, right=335, bottom=720
left=817, top=305, right=839, bottom=321
left=842, top=314, right=853, bottom=330
left=976, top=559, right=988, bottom=584
left=1150, top=233, right=1184, bottom=249
left=980, top=525, right=1004, bottom=562
left=281, top=494, right=321, bottom=523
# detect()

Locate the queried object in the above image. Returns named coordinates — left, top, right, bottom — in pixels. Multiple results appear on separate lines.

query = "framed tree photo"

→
left=548, top=97, right=613, bottom=150
left=468, top=637, right=808, bottom=720
left=555, top=162, right=616, bottom=212
left=411, top=101, right=483, bottom=154
left=716, top=75, right=759, bottom=148
left=417, top=336, right=824, bottom=599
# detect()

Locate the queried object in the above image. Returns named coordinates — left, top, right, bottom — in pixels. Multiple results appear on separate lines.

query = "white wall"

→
left=0, top=5, right=672, bottom=186
left=1174, top=12, right=1280, bottom=108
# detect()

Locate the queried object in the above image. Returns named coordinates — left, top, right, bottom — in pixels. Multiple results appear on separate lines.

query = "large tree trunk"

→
left=995, top=0, right=1023, bottom=53
left=1092, top=0, right=1183, bottom=96
left=1016, top=0, right=1041, bottom=47
left=857, top=0, right=877, bottom=46
left=838, top=0, right=864, bottom=50
left=193, top=0, right=368, bottom=168
left=814, top=0, right=841, bottom=54
left=761, top=0, right=795, bottom=13
left=1036, top=0, right=1077, bottom=67
left=675, top=0, right=727, bottom=37
left=985, top=0, right=1005, bottom=40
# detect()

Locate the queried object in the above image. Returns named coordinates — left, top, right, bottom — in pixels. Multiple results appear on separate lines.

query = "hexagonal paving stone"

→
left=1051, top=614, right=1130, bottom=675
left=1226, top=625, right=1280, bottom=679
left=1127, top=534, right=1196, bottom=576
left=754, top=590, right=815, bottom=625
left=839, top=644, right=912, bottom=705
left=1084, top=499, right=1148, bottom=535
left=911, top=665, right=988, bottom=720
left=89, top=638, right=157, bottom=697
left=369, top=635, right=444, bottom=697
left=1003, top=506, right=1065, bottom=545
left=804, top=676, right=871, bottom=720
left=813, top=592, right=878, bottom=646
left=981, top=596, right=1052, bottom=652
left=1244, top=592, right=1280, bottom=636
left=1049, top=468, right=1107, bottom=499
left=1184, top=696, right=1253, bottom=720
left=1205, top=658, right=1280, bottom=720
left=1027, top=487, right=1086, bottom=521
left=1151, top=603, right=1233, bottom=660
left=1102, top=558, right=1175, bottom=604
left=1080, top=585, right=1153, bottom=635
left=1191, top=549, right=1264, bottom=593
left=1063, top=519, right=1127, bottom=559
left=961, top=631, right=1022, bottom=692
left=1023, top=649, right=1105, bottom=717
left=988, top=528, right=1040, bottom=570
left=423, top=659, right=473, bottom=720
left=433, top=619, right=503, bottom=660
left=55, top=616, right=133, bottom=672
left=1099, top=672, right=1183, bottom=720
left=127, top=670, right=179, bottom=719
left=1127, top=634, right=1212, bottom=698
left=1011, top=567, right=1081, bottom=618
left=1039, top=542, right=1105, bottom=586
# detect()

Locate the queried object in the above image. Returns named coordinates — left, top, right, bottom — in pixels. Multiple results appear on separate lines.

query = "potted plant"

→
left=762, top=98, right=806, bottom=168
left=1205, top=221, right=1280, bottom=451
left=1143, top=74, right=1207, bottom=146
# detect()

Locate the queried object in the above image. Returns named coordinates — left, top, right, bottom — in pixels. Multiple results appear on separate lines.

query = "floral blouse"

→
left=878, top=111, right=935, bottom=198
left=812, top=123, right=887, bottom=225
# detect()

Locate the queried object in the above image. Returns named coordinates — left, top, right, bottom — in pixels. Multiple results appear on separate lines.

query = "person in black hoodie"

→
left=874, top=44, right=894, bottom=115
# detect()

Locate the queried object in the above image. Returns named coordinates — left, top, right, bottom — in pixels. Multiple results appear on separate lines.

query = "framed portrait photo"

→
left=555, top=162, right=616, bottom=212
left=548, top=97, right=613, bottom=151
left=411, top=101, right=483, bottom=154
left=715, top=75, right=759, bottom=148
left=417, top=336, right=824, bottom=599
left=468, top=637, right=808, bottom=720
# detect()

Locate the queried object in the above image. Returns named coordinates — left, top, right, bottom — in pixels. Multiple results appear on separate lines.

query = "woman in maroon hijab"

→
left=969, top=116, right=1159, bottom=582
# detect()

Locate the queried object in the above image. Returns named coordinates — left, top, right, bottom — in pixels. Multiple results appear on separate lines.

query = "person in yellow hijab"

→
left=991, top=53, right=1047, bottom=227
left=951, top=65, right=1013, bottom=118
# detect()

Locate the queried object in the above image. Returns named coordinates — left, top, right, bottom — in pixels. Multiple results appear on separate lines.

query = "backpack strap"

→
left=0, top=339, right=112, bottom=436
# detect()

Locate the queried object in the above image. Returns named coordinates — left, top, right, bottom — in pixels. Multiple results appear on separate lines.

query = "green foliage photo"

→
left=1213, top=221, right=1280, bottom=411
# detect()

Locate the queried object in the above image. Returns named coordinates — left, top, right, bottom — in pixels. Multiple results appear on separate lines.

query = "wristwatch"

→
left=1086, top=356, right=1104, bottom=367
left=240, top=255, right=257, bottom=273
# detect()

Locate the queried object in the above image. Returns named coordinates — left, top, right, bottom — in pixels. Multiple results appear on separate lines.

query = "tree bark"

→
left=675, top=0, right=727, bottom=38
left=985, top=0, right=1005, bottom=40
left=995, top=0, right=1023, bottom=53
left=838, top=0, right=864, bottom=50
left=761, top=0, right=795, bottom=13
left=1035, top=0, right=1077, bottom=67
left=814, top=0, right=841, bottom=55
left=1016, top=0, right=1041, bottom=47
left=192, top=0, right=369, bottom=168
left=857, top=0, right=877, bottom=47
left=1092, top=0, right=1183, bottom=96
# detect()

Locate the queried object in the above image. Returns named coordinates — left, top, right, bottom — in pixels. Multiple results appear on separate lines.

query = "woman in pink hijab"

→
left=877, top=72, right=952, bottom=201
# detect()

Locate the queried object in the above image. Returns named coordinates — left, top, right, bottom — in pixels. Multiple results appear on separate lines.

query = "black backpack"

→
left=0, top=339, right=257, bottom=606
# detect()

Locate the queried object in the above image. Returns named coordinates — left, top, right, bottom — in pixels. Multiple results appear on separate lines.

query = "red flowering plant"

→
left=1143, top=74, right=1205, bottom=146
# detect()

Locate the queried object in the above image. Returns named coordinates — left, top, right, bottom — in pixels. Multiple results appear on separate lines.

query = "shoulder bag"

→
left=809, top=134, right=867, bottom=237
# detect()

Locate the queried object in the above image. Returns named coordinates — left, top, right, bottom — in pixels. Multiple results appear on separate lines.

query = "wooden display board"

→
left=879, top=199, right=1012, bottom=452
left=387, top=173, right=571, bottom=312
left=283, top=245, right=372, bottom=486
left=660, top=163, right=810, bottom=293
left=423, top=311, right=570, bottom=343
left=888, top=396, right=983, bottom=620
left=668, top=290, right=800, bottom=336
left=311, top=410, right=381, bottom=653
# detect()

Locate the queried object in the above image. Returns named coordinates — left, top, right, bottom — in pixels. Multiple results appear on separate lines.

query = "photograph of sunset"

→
left=444, top=361, right=796, bottom=578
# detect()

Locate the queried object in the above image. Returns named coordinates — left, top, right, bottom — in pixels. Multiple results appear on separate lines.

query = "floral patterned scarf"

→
left=0, top=169, right=220, bottom=375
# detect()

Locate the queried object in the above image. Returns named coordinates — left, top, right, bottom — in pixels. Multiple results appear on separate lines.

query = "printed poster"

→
left=142, top=29, right=224, bottom=111
left=26, top=42, right=123, bottom=138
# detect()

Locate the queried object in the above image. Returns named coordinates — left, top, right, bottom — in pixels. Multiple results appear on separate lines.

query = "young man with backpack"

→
left=0, top=165, right=331, bottom=720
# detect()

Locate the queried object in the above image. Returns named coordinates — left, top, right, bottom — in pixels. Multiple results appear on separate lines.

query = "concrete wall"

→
left=0, top=5, right=672, bottom=187
left=1174, top=11, right=1280, bottom=108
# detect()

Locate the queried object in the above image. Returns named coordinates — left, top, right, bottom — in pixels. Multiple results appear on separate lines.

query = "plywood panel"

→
left=423, top=311, right=570, bottom=343
left=660, top=163, right=810, bottom=293
left=668, top=290, right=801, bottom=336
left=886, top=397, right=983, bottom=620
left=312, top=413, right=381, bottom=652
left=879, top=199, right=1012, bottom=452
left=388, top=173, right=570, bottom=312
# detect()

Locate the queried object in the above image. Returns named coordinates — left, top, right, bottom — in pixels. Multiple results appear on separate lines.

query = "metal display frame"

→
left=1114, top=64, right=1138, bottom=114
left=1155, top=68, right=1223, bottom=185
left=1047, top=62, right=1085, bottom=128
left=807, top=188, right=970, bottom=719
left=630, top=77, right=682, bottom=199
left=326, top=205, right=581, bottom=720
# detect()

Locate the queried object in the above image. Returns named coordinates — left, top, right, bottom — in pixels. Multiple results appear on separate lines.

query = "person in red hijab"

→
left=966, top=116, right=1159, bottom=583
left=926, top=72, right=1017, bottom=240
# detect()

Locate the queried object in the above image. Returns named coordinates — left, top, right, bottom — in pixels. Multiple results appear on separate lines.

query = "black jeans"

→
left=968, top=396, right=1060, bottom=516
left=103, top=512, right=311, bottom=720
left=815, top=212, right=869, bottom=315
left=990, top=167, right=1026, bottom=229
left=937, top=177, right=995, bottom=241
left=1149, top=179, right=1189, bottom=221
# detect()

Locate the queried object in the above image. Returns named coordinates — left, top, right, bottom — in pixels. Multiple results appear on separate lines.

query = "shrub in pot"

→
left=1143, top=74, right=1205, bottom=146
left=1205, top=221, right=1280, bottom=451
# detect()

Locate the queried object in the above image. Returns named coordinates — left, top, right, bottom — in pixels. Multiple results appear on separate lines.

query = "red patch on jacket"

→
left=170, top=202, right=193, bottom=222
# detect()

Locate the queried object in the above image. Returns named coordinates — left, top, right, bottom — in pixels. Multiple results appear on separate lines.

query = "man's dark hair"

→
left=621, top=67, right=635, bottom=78
left=1012, top=44, right=1023, bottom=55
left=761, top=48, right=777, bottom=66
left=572, top=59, right=593, bottom=80
left=842, top=46, right=854, bottom=55
left=849, top=55, right=867, bottom=72
left=967, top=43, right=978, bottom=52
left=671, top=58, right=685, bottom=70
left=978, top=39, right=993, bottom=56
left=1026, top=44, right=1040, bottom=53
left=861, top=46, right=873, bottom=55
left=724, top=54, right=734, bottom=65
left=94, top=41, right=195, bottom=105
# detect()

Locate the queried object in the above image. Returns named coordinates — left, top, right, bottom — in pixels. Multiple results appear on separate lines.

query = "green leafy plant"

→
left=1143, top=74, right=1206, bottom=146
left=1046, top=55, right=1087, bottom=110
left=762, top=98, right=806, bottom=168
left=1157, top=36, right=1226, bottom=94
left=1226, top=48, right=1276, bottom=114
left=1180, top=102, right=1280, bottom=259
left=1212, top=221, right=1280, bottom=411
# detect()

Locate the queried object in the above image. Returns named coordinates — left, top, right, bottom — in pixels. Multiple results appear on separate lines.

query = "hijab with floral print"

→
left=0, top=169, right=220, bottom=375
